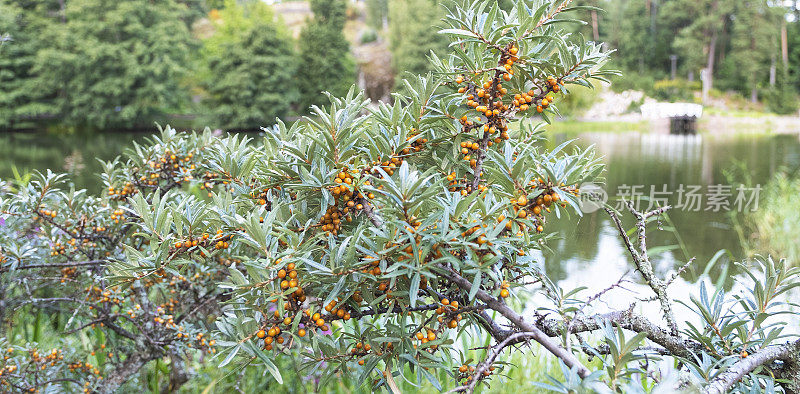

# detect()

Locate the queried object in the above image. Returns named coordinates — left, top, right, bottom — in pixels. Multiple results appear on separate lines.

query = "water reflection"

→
left=544, top=131, right=800, bottom=286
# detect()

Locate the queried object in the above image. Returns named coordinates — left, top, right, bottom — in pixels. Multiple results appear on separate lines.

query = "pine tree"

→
left=366, top=0, right=388, bottom=30
left=296, top=0, right=356, bottom=111
left=33, top=0, right=194, bottom=130
left=727, top=0, right=781, bottom=102
left=200, top=0, right=297, bottom=130
left=0, top=1, right=61, bottom=129
left=665, top=0, right=735, bottom=92
left=387, top=0, right=449, bottom=85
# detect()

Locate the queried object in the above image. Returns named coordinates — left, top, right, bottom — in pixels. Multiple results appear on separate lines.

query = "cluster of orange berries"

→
left=257, top=325, right=291, bottom=351
left=457, top=363, right=497, bottom=385
left=199, top=170, right=224, bottom=198
left=435, top=298, right=464, bottom=330
left=172, top=229, right=231, bottom=252
left=507, top=182, right=575, bottom=234
left=323, top=299, right=352, bottom=322
left=251, top=185, right=280, bottom=206
left=360, top=255, right=383, bottom=276
left=499, top=280, right=511, bottom=298
left=125, top=304, right=142, bottom=319
left=513, top=90, right=555, bottom=114
left=546, top=75, right=562, bottom=92
left=1, top=348, right=102, bottom=392
left=153, top=305, right=176, bottom=326
left=108, top=208, right=125, bottom=223
left=321, top=168, right=375, bottom=234
left=369, top=159, right=395, bottom=178
left=50, top=241, right=67, bottom=256
left=460, top=140, right=481, bottom=168
left=276, top=262, right=305, bottom=298
left=107, top=182, right=137, bottom=200
left=144, top=150, right=196, bottom=185
left=60, top=266, right=77, bottom=282
left=85, top=286, right=123, bottom=306
left=445, top=172, right=488, bottom=196
left=350, top=341, right=393, bottom=365
left=403, top=129, right=429, bottom=154
left=36, top=207, right=57, bottom=220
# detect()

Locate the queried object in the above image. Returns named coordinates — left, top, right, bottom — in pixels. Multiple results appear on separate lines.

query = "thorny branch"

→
left=605, top=203, right=679, bottom=335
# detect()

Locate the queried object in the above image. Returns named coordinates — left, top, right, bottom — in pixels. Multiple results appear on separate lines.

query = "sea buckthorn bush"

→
left=1, top=1, right=799, bottom=393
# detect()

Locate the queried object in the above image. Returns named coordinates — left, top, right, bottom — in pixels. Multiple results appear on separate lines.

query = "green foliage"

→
left=667, top=0, right=735, bottom=75
left=297, top=0, right=357, bottom=111
left=652, top=79, right=701, bottom=102
left=33, top=0, right=194, bottom=130
left=737, top=172, right=800, bottom=263
left=387, top=0, right=449, bottom=86
left=199, top=0, right=297, bottom=130
left=728, top=0, right=783, bottom=101
left=552, top=85, right=599, bottom=119
left=360, top=28, right=379, bottom=44
left=765, top=66, right=800, bottom=115
left=2, top=2, right=800, bottom=394
left=310, top=0, right=348, bottom=30
left=608, top=69, right=657, bottom=94
left=366, top=0, right=388, bottom=29
left=0, top=1, right=61, bottom=129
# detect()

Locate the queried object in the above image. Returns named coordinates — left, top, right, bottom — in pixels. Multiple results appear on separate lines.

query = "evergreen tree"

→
left=787, top=17, right=800, bottom=91
left=665, top=0, right=735, bottom=92
left=296, top=0, right=356, bottom=111
left=727, top=0, right=781, bottom=102
left=200, top=0, right=297, bottom=130
left=0, top=1, right=61, bottom=129
left=387, top=0, right=449, bottom=85
left=34, top=0, right=194, bottom=130
left=366, top=0, right=388, bottom=30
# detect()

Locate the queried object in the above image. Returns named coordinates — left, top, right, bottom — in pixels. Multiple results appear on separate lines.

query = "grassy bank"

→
left=734, top=172, right=800, bottom=265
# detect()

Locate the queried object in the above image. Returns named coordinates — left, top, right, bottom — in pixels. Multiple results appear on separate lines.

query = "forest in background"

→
left=1, top=0, right=800, bottom=132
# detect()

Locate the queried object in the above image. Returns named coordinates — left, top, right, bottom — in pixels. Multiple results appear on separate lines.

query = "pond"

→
left=539, top=130, right=800, bottom=299
left=1, top=128, right=798, bottom=291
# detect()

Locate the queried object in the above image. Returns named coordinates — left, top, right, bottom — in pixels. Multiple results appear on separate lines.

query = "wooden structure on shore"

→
left=640, top=103, right=703, bottom=134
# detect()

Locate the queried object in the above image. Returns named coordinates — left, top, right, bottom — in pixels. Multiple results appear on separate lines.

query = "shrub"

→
left=1, top=1, right=799, bottom=393
left=764, top=67, right=800, bottom=115
left=609, top=69, right=657, bottom=94
left=652, top=78, right=701, bottom=102
left=360, top=28, right=379, bottom=44
left=553, top=84, right=599, bottom=119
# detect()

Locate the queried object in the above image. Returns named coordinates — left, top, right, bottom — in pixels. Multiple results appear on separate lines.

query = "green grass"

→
left=735, top=173, right=800, bottom=265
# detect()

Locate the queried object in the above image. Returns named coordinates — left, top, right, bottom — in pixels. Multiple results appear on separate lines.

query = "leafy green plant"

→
left=1, top=2, right=799, bottom=394
left=652, top=78, right=701, bottom=102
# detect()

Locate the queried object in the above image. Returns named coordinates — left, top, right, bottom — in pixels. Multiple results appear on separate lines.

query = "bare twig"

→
left=605, top=204, right=679, bottom=335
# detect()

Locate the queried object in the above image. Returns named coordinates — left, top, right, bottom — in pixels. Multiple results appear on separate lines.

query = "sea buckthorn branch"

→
left=0, top=259, right=107, bottom=273
left=605, top=203, right=679, bottom=335
left=434, top=265, right=592, bottom=379
left=703, top=339, right=800, bottom=394
left=521, top=0, right=576, bottom=40
left=451, top=331, right=538, bottom=393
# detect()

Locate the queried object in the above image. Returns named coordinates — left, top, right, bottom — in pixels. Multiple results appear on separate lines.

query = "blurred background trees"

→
left=296, top=0, right=356, bottom=111
left=1, top=0, right=800, bottom=132
left=199, top=0, right=296, bottom=130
